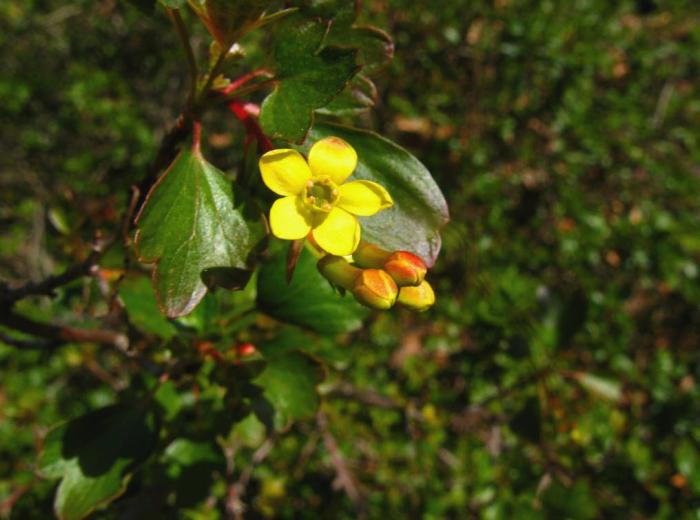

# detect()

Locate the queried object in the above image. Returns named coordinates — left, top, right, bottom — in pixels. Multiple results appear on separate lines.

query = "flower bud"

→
left=352, top=241, right=391, bottom=267
left=353, top=242, right=427, bottom=287
left=317, top=255, right=361, bottom=290
left=352, top=269, right=398, bottom=310
left=397, top=280, right=435, bottom=312
left=384, top=251, right=427, bottom=287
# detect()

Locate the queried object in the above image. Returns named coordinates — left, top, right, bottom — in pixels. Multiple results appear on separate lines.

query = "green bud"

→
left=317, top=255, right=360, bottom=290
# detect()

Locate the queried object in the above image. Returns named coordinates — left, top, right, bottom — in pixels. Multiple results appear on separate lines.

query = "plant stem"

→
left=228, top=101, right=273, bottom=152
left=166, top=7, right=198, bottom=104
left=220, top=68, right=274, bottom=96
left=196, top=48, right=228, bottom=110
left=0, top=310, right=128, bottom=350
left=217, top=78, right=276, bottom=105
left=192, top=120, right=202, bottom=152
left=0, top=239, right=110, bottom=307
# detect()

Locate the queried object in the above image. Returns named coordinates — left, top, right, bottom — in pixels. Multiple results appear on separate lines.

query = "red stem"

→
left=192, top=121, right=202, bottom=153
left=220, top=69, right=272, bottom=96
left=228, top=100, right=273, bottom=152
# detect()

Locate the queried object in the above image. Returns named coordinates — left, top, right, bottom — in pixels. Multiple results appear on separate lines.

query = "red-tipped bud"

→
left=352, top=242, right=391, bottom=267
left=384, top=251, right=427, bottom=287
left=353, top=242, right=428, bottom=287
left=352, top=269, right=398, bottom=310
left=397, top=280, right=435, bottom=312
left=317, top=255, right=361, bottom=290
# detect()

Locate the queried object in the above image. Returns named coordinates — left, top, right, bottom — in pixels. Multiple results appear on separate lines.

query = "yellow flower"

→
left=258, top=137, right=393, bottom=256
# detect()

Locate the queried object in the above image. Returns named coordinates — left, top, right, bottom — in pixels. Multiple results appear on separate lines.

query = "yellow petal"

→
left=337, top=180, right=393, bottom=216
left=312, top=207, right=361, bottom=256
left=259, top=149, right=312, bottom=196
left=308, top=136, right=357, bottom=184
left=269, top=196, right=312, bottom=240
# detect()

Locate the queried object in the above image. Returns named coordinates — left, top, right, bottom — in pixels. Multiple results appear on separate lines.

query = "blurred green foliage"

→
left=2, top=0, right=700, bottom=518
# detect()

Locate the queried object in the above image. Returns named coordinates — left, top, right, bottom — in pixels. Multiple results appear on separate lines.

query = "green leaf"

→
left=259, top=14, right=359, bottom=142
left=305, top=124, right=449, bottom=266
left=163, top=438, right=221, bottom=468
left=256, top=239, right=368, bottom=334
left=119, top=275, right=178, bottom=339
left=254, top=351, right=324, bottom=424
left=316, top=74, right=377, bottom=116
left=187, top=0, right=271, bottom=47
left=162, top=438, right=225, bottom=507
left=675, top=440, right=700, bottom=494
left=135, top=149, right=254, bottom=318
left=38, top=405, right=159, bottom=520
left=571, top=372, right=623, bottom=403
left=541, top=480, right=598, bottom=520
left=328, top=25, right=393, bottom=75
left=300, top=0, right=394, bottom=74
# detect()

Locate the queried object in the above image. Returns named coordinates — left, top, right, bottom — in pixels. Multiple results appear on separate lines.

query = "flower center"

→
left=303, top=177, right=339, bottom=213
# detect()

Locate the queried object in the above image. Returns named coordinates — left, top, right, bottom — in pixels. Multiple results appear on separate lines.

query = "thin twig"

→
left=0, top=331, right=54, bottom=349
left=220, top=68, right=274, bottom=96
left=217, top=78, right=276, bottom=105
left=197, top=48, right=228, bottom=107
left=0, top=310, right=128, bottom=350
left=317, top=411, right=366, bottom=516
left=0, top=483, right=32, bottom=516
left=328, top=382, right=403, bottom=410
left=166, top=7, right=199, bottom=103
left=0, top=239, right=108, bottom=307
left=226, top=437, right=276, bottom=520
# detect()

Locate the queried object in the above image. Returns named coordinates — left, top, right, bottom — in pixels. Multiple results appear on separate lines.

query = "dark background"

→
left=2, top=0, right=700, bottom=517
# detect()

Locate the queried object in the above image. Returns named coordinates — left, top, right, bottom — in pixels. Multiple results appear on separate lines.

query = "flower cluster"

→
left=259, top=136, right=435, bottom=311
left=317, top=242, right=435, bottom=312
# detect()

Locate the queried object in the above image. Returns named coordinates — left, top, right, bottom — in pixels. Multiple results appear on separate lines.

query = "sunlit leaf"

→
left=135, top=149, right=254, bottom=318
left=259, top=13, right=359, bottom=142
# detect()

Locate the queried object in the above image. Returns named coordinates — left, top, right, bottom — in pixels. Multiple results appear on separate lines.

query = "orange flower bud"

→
left=397, top=280, right=435, bottom=312
left=384, top=251, right=427, bottom=287
left=317, top=255, right=361, bottom=290
left=353, top=242, right=427, bottom=287
left=352, top=269, right=398, bottom=310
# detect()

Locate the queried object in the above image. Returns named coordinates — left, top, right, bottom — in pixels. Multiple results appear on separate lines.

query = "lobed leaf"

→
left=38, top=405, right=159, bottom=520
left=259, top=14, right=359, bottom=142
left=135, top=149, right=255, bottom=318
